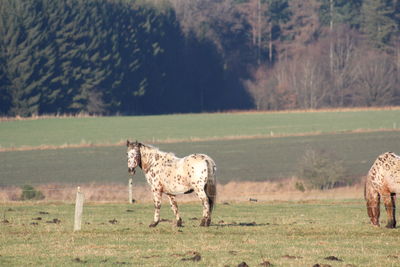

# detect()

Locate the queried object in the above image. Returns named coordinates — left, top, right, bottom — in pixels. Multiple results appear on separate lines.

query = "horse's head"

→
left=126, top=140, right=141, bottom=175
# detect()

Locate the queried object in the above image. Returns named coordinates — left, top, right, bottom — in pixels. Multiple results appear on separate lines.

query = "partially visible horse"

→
left=365, top=152, right=400, bottom=228
left=126, top=140, right=217, bottom=227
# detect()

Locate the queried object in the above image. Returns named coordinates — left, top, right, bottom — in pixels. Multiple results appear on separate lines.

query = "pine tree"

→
left=0, top=0, right=51, bottom=116
left=361, top=0, right=399, bottom=51
left=318, top=0, right=363, bottom=29
left=265, top=0, right=292, bottom=63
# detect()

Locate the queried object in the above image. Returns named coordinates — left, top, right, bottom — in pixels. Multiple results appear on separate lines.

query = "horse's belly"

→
left=386, top=174, right=400, bottom=193
left=164, top=183, right=192, bottom=195
left=388, top=182, right=400, bottom=193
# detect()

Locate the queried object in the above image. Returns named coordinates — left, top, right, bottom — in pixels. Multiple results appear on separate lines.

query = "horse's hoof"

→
left=385, top=222, right=396, bottom=229
left=149, top=222, right=159, bottom=227
left=176, top=219, right=183, bottom=227
left=200, top=218, right=210, bottom=227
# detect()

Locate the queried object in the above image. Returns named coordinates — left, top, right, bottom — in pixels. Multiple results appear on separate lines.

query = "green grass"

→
left=1, top=201, right=400, bottom=266
left=1, top=131, right=400, bottom=186
left=1, top=109, right=400, bottom=186
left=2, top=111, right=400, bottom=266
left=1, top=109, right=400, bottom=148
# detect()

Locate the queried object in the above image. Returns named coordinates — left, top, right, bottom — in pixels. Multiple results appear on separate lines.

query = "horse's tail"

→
left=205, top=158, right=217, bottom=213
left=364, top=169, right=375, bottom=200
left=364, top=179, right=367, bottom=200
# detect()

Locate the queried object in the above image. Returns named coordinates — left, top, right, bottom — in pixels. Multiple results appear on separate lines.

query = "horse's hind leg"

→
left=383, top=193, right=396, bottom=228
left=196, top=190, right=211, bottom=227
left=167, top=195, right=182, bottom=227
left=366, top=191, right=380, bottom=227
left=149, top=190, right=162, bottom=227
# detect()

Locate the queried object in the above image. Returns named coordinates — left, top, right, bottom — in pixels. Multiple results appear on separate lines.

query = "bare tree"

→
left=279, top=0, right=321, bottom=61
left=292, top=46, right=329, bottom=109
left=244, top=65, right=294, bottom=110
left=354, top=50, right=398, bottom=106
left=325, top=26, right=360, bottom=106
left=245, top=42, right=330, bottom=110
left=243, top=66, right=270, bottom=110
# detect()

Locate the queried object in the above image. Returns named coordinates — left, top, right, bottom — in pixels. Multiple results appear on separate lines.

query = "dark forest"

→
left=0, top=0, right=399, bottom=116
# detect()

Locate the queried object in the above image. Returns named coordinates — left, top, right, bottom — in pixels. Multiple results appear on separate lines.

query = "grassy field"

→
left=2, top=110, right=400, bottom=266
left=1, top=201, right=400, bottom=266
left=1, top=131, right=400, bottom=187
left=1, top=109, right=400, bottom=149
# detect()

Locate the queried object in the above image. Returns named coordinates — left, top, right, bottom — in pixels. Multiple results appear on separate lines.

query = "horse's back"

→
left=180, top=154, right=215, bottom=181
left=184, top=153, right=215, bottom=170
left=368, top=152, right=400, bottom=193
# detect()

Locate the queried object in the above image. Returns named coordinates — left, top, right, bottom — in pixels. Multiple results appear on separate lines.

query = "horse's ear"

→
left=126, top=140, right=130, bottom=147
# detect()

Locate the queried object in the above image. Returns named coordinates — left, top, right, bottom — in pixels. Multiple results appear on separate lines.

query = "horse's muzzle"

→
left=128, top=168, right=136, bottom=175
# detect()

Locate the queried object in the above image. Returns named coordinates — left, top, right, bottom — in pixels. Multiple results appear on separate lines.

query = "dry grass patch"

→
left=0, top=179, right=363, bottom=203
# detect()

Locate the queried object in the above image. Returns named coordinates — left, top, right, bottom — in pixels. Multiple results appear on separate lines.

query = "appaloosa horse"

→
left=126, top=140, right=217, bottom=227
left=365, top=152, right=400, bottom=228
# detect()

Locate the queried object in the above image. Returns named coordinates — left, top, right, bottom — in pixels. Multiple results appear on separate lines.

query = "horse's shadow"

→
left=212, top=222, right=271, bottom=227
left=186, top=217, right=271, bottom=227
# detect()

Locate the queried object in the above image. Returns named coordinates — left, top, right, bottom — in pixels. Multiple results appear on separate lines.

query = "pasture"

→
left=1, top=131, right=400, bottom=187
left=1, top=108, right=400, bottom=149
left=1, top=201, right=400, bottom=266
left=2, top=109, right=400, bottom=266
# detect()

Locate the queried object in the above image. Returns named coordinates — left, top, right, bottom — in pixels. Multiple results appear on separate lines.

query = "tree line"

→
left=243, top=0, right=400, bottom=110
left=0, top=0, right=251, bottom=116
left=0, top=0, right=399, bottom=116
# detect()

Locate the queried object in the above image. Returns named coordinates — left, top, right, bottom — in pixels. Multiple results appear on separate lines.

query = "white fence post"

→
left=128, top=178, right=133, bottom=203
left=74, top=186, right=84, bottom=231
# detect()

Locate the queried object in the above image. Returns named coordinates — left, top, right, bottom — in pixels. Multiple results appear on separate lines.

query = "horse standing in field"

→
left=126, top=140, right=217, bottom=227
left=365, top=152, right=400, bottom=228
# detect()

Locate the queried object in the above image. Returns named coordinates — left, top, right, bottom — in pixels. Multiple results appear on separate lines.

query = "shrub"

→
left=294, top=181, right=305, bottom=192
left=297, top=149, right=348, bottom=190
left=20, top=185, right=45, bottom=200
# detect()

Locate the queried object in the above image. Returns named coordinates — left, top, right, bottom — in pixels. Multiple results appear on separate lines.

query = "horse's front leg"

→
left=167, top=194, right=183, bottom=227
left=366, top=191, right=380, bottom=227
left=149, top=190, right=162, bottom=227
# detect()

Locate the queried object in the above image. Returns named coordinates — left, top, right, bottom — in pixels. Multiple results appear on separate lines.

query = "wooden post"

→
left=128, top=178, right=133, bottom=204
left=74, top=186, right=84, bottom=231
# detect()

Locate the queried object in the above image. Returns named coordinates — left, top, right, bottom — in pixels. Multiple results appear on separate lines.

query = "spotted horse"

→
left=365, top=152, right=400, bottom=228
left=126, top=140, right=217, bottom=227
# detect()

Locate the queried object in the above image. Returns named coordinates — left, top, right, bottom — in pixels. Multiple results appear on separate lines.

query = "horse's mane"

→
left=141, top=143, right=177, bottom=160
